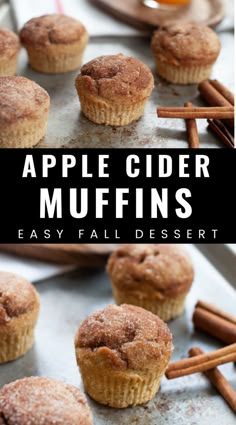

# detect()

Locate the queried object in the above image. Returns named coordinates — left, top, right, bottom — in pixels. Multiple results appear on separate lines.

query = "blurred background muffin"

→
left=0, top=377, right=93, bottom=425
left=20, top=14, right=89, bottom=74
left=151, top=22, right=221, bottom=84
left=0, top=271, right=40, bottom=363
left=107, top=244, right=194, bottom=321
left=0, top=27, right=20, bottom=76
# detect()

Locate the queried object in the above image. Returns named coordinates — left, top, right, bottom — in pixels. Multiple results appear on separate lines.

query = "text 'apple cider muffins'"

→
left=151, top=22, right=221, bottom=84
left=0, top=28, right=20, bottom=76
left=75, top=54, right=154, bottom=126
left=0, top=76, right=50, bottom=148
left=107, top=244, right=194, bottom=321
left=20, top=14, right=89, bottom=74
left=0, top=377, right=93, bottom=425
left=75, top=304, right=173, bottom=408
left=0, top=271, right=40, bottom=363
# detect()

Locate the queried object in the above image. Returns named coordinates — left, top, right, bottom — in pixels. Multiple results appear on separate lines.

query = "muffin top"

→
left=0, top=28, right=20, bottom=58
left=75, top=304, right=172, bottom=370
left=75, top=54, right=154, bottom=102
left=151, top=22, right=221, bottom=66
left=0, top=377, right=92, bottom=425
left=107, top=244, right=194, bottom=297
left=0, top=76, right=50, bottom=126
left=20, top=14, right=88, bottom=47
left=0, top=271, right=39, bottom=325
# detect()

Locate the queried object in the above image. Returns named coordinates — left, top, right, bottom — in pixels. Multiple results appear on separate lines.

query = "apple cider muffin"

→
left=75, top=304, right=172, bottom=408
left=151, top=22, right=221, bottom=84
left=0, top=76, right=50, bottom=147
left=107, top=244, right=194, bottom=321
left=0, top=28, right=20, bottom=76
left=0, top=377, right=93, bottom=425
left=20, top=14, right=89, bottom=74
left=75, top=54, right=154, bottom=126
left=0, top=271, right=40, bottom=363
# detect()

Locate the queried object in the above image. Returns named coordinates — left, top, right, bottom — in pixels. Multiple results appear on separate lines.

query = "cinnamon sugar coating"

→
left=0, top=28, right=20, bottom=58
left=151, top=22, right=221, bottom=67
left=0, top=77, right=50, bottom=126
left=20, top=14, right=87, bottom=46
left=75, top=304, right=172, bottom=370
left=0, top=272, right=39, bottom=325
left=75, top=54, right=154, bottom=101
left=0, top=377, right=92, bottom=425
left=107, top=244, right=194, bottom=298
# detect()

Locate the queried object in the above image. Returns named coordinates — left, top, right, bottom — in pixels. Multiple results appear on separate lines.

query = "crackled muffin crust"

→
left=20, top=14, right=87, bottom=46
left=75, top=54, right=154, bottom=103
left=0, top=272, right=39, bottom=325
left=0, top=377, right=93, bottom=425
left=151, top=22, right=221, bottom=67
left=0, top=76, right=50, bottom=127
left=0, top=28, right=20, bottom=59
left=75, top=304, right=172, bottom=370
left=107, top=244, right=194, bottom=298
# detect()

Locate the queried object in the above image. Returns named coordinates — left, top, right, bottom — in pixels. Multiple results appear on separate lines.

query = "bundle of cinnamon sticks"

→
left=165, top=300, right=236, bottom=413
left=157, top=79, right=235, bottom=149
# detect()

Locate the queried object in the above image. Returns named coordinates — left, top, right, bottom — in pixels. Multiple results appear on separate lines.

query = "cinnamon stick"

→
left=189, top=347, right=236, bottom=413
left=184, top=102, right=200, bottom=148
left=210, top=80, right=234, bottom=106
left=196, top=300, right=236, bottom=325
left=193, top=307, right=236, bottom=344
left=207, top=119, right=234, bottom=149
left=198, top=81, right=234, bottom=129
left=165, top=343, right=236, bottom=379
left=157, top=106, right=234, bottom=119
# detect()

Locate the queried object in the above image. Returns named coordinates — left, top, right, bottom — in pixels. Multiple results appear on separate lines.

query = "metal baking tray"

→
left=1, top=5, right=234, bottom=148
left=0, top=245, right=235, bottom=424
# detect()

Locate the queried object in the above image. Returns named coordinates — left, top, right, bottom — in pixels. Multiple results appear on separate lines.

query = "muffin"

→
left=107, top=244, right=194, bottom=321
left=75, top=304, right=172, bottom=408
left=0, top=76, right=50, bottom=148
left=75, top=54, right=154, bottom=126
left=0, top=271, right=40, bottom=363
left=151, top=22, right=221, bottom=84
left=0, top=377, right=93, bottom=425
left=0, top=28, right=20, bottom=76
left=20, top=14, right=89, bottom=74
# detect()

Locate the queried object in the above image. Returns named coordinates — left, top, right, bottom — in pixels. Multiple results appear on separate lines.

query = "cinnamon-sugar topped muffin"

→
left=20, top=14, right=89, bottom=73
left=0, top=271, right=40, bottom=363
left=75, top=304, right=172, bottom=408
left=0, top=377, right=93, bottom=425
left=0, top=76, right=50, bottom=147
left=0, top=27, right=20, bottom=76
left=75, top=53, right=154, bottom=126
left=107, top=244, right=194, bottom=321
left=151, top=22, right=221, bottom=84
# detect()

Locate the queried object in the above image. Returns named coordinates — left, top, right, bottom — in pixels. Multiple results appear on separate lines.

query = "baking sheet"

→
left=1, top=6, right=234, bottom=148
left=0, top=245, right=235, bottom=424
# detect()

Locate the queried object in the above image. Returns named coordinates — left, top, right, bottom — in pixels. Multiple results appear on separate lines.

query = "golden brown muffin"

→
left=0, top=271, right=40, bottom=363
left=0, top=377, right=93, bottom=425
left=107, top=244, right=194, bottom=321
left=75, top=304, right=172, bottom=408
left=75, top=53, right=154, bottom=126
left=0, top=28, right=20, bottom=76
left=0, top=76, right=50, bottom=148
left=151, top=22, right=221, bottom=84
left=20, top=14, right=89, bottom=74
